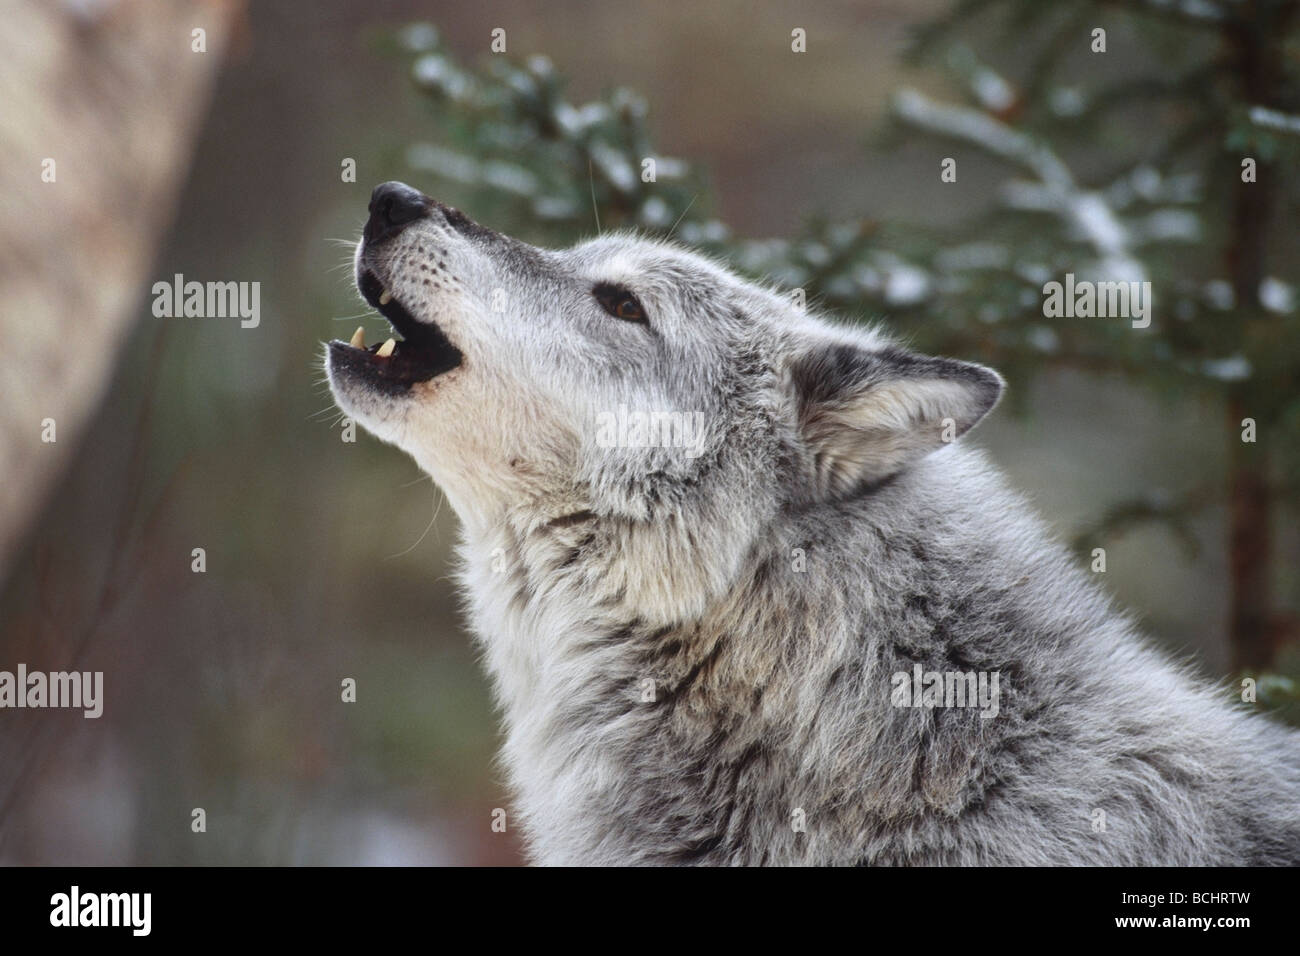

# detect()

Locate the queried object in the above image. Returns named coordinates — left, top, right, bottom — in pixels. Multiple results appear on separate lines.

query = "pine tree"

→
left=383, top=4, right=1299, bottom=702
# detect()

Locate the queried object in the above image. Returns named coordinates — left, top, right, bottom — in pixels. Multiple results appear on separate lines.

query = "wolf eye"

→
left=592, top=282, right=648, bottom=324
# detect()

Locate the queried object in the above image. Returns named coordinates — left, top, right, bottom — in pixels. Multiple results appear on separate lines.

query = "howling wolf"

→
left=327, top=181, right=1300, bottom=865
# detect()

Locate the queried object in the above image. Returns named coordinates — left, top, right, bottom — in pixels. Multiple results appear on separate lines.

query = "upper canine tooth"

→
left=378, top=290, right=393, bottom=306
left=350, top=326, right=365, bottom=348
left=377, top=338, right=397, bottom=358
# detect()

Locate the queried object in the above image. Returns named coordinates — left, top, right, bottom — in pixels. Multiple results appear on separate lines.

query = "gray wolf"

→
left=327, top=181, right=1300, bottom=865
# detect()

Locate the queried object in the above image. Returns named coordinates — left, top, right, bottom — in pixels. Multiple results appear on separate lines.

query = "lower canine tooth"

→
left=378, top=290, right=393, bottom=306
left=377, top=338, right=397, bottom=358
left=350, top=326, right=365, bottom=348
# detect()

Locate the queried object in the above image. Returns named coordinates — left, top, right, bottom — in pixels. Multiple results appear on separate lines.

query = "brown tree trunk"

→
left=1226, top=399, right=1274, bottom=670
left=0, top=0, right=239, bottom=585
left=1221, top=1, right=1292, bottom=670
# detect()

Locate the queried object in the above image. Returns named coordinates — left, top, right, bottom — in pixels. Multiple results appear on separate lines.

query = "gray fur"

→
left=328, top=185, right=1300, bottom=865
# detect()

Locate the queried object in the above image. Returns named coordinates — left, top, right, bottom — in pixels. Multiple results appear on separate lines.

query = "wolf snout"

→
left=365, top=181, right=432, bottom=244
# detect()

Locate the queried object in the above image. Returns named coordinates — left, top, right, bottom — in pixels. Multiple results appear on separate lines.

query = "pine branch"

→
left=1069, top=486, right=1213, bottom=558
left=892, top=86, right=1146, bottom=281
left=1096, top=0, right=1236, bottom=27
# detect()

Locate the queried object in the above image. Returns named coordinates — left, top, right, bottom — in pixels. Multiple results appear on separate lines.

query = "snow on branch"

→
left=1101, top=0, right=1232, bottom=25
left=894, top=86, right=1146, bottom=283
left=1249, top=105, right=1300, bottom=136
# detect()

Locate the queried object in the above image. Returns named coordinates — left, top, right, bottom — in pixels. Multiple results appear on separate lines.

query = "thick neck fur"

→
left=455, top=445, right=1300, bottom=865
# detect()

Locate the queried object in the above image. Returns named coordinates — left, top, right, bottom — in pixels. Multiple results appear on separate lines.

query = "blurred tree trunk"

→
left=1227, top=402, right=1273, bottom=670
left=1224, top=2, right=1292, bottom=671
left=0, top=0, right=239, bottom=585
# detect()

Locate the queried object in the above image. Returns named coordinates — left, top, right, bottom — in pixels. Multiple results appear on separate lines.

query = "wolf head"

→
left=327, top=182, right=1003, bottom=588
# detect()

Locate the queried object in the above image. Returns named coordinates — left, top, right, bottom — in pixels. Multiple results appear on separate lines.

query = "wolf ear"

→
left=789, top=342, right=1004, bottom=496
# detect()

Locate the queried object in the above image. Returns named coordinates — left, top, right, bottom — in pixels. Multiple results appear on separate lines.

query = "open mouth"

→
left=329, top=270, right=463, bottom=395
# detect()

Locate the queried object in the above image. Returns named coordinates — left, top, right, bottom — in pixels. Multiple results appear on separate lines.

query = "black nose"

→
left=365, top=181, right=430, bottom=244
